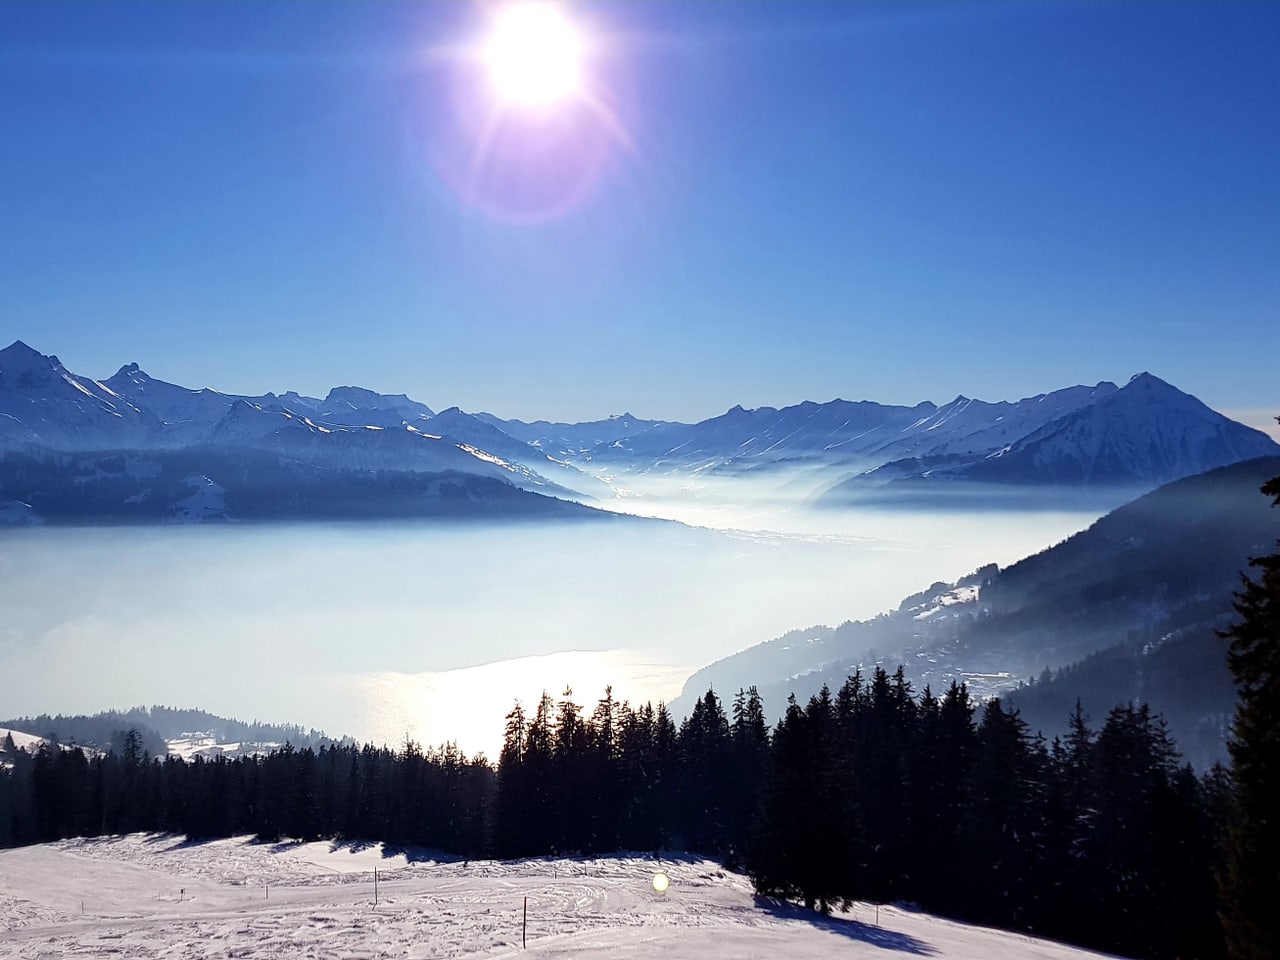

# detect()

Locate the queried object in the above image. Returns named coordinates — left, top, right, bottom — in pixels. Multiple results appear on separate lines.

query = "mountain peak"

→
left=1126, top=371, right=1170, bottom=388
left=1, top=340, right=58, bottom=369
left=0, top=340, right=64, bottom=388
left=324, top=385, right=379, bottom=406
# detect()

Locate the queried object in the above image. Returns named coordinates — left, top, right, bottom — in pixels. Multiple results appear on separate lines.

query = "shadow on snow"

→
left=754, top=896, right=937, bottom=955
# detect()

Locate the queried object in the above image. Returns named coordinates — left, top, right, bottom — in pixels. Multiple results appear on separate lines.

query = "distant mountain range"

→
left=1, top=339, right=1274, bottom=523
left=670, top=455, right=1280, bottom=767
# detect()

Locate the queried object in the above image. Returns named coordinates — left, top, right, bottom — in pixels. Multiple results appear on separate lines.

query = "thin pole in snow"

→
left=374, top=867, right=379, bottom=906
left=523, top=896, right=527, bottom=949
left=876, top=904, right=880, bottom=926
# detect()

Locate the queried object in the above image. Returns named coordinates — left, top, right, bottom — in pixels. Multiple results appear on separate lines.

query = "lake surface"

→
left=0, top=505, right=1098, bottom=756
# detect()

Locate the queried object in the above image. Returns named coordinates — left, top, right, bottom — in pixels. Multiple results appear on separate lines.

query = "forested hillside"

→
left=676, top=456, right=1280, bottom=766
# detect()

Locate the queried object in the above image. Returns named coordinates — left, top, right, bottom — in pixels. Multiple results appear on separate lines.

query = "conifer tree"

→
left=727, top=687, right=769, bottom=865
left=750, top=688, right=848, bottom=913
left=910, top=681, right=974, bottom=914
left=588, top=687, right=621, bottom=851
left=553, top=687, right=586, bottom=851
left=1218, top=466, right=1280, bottom=960
left=678, top=689, right=731, bottom=854
left=651, top=703, right=679, bottom=848
left=493, top=702, right=528, bottom=857
left=523, top=691, right=556, bottom=853
left=962, top=699, right=1048, bottom=928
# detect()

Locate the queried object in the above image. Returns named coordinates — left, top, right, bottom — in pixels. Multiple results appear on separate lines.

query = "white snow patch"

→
left=168, top=475, right=228, bottom=524
left=0, top=728, right=46, bottom=753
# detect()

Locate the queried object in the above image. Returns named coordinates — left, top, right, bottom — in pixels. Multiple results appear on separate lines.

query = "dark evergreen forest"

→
left=0, top=672, right=1231, bottom=960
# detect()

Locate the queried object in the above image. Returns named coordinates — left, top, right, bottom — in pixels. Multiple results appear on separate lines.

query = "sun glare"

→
left=482, top=3, right=586, bottom=109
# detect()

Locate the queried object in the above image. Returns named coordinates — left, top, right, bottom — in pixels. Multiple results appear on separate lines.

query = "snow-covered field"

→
left=0, top=834, right=1123, bottom=959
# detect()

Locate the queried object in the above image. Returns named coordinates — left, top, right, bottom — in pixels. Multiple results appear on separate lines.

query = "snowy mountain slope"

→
left=825, top=372, right=1278, bottom=499
left=966, top=372, right=1278, bottom=484
left=7, top=344, right=579, bottom=500
left=860, top=381, right=1120, bottom=460
left=583, top=381, right=1128, bottom=479
left=426, top=407, right=612, bottom=499
left=0, top=834, right=1127, bottom=960
left=0, top=341, right=161, bottom=449
left=99, top=366, right=221, bottom=441
left=307, top=385, right=435, bottom=428
left=102, top=366, right=437, bottom=439
left=476, top=411, right=665, bottom=461
left=200, top=400, right=547, bottom=487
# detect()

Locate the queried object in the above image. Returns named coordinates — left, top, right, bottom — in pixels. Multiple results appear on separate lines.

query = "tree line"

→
left=0, top=674, right=1233, bottom=960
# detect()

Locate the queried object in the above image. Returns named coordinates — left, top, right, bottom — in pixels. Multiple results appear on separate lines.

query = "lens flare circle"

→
left=423, top=2, right=633, bottom=223
left=652, top=872, right=670, bottom=894
left=482, top=3, right=585, bottom=108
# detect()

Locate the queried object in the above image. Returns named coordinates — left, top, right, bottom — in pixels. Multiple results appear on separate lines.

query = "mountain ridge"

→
left=3, top=341, right=1275, bottom=514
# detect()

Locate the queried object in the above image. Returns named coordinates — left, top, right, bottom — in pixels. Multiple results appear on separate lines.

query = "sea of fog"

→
left=0, top=499, right=1101, bottom=758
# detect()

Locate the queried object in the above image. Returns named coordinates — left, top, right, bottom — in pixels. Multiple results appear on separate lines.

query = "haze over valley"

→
left=3, top=338, right=1278, bottom=755
left=0, top=503, right=1100, bottom=757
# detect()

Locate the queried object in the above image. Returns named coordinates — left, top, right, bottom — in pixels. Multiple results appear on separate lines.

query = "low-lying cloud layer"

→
left=2, top=496, right=1099, bottom=756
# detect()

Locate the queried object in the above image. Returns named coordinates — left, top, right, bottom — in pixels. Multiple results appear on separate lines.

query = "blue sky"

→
left=2, top=2, right=1277, bottom=424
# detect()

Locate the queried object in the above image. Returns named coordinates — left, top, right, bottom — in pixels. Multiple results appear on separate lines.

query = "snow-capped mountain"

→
left=425, top=407, right=613, bottom=498
left=102, top=364, right=437, bottom=439
left=968, top=372, right=1273, bottom=484
left=0, top=341, right=161, bottom=449
left=3, top=339, right=1275, bottom=512
left=305, top=386, right=435, bottom=428
left=1, top=343, right=572, bottom=498
left=578, top=381, right=1129, bottom=479
left=824, top=372, right=1278, bottom=499
left=474, top=411, right=665, bottom=461
left=102, top=362, right=241, bottom=443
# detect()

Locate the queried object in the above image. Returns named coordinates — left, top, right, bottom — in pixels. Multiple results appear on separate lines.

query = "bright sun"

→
left=482, top=3, right=586, bottom=109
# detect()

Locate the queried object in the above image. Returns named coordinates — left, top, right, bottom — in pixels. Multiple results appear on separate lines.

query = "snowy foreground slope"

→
left=0, top=834, right=1124, bottom=960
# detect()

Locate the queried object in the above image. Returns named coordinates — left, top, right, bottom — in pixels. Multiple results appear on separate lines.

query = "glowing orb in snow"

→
left=652, top=872, right=670, bottom=894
